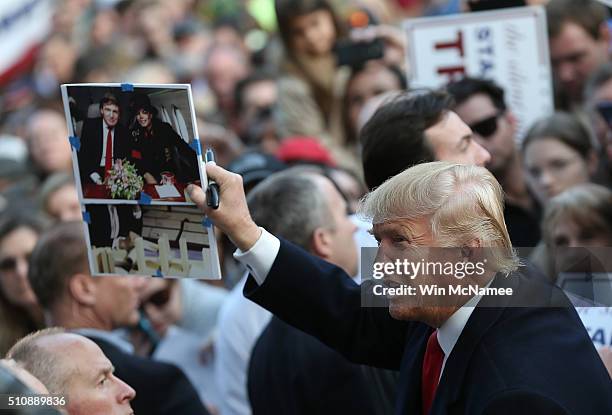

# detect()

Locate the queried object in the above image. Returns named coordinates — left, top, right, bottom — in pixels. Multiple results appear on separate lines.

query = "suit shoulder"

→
left=481, top=389, right=570, bottom=415
left=88, top=336, right=185, bottom=378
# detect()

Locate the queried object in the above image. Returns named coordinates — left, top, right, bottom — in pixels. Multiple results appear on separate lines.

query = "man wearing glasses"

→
left=447, top=77, right=541, bottom=247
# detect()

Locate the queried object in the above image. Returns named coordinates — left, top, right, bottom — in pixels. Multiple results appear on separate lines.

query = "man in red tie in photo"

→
left=78, top=93, right=130, bottom=188
left=188, top=160, right=612, bottom=415
left=77, top=93, right=139, bottom=247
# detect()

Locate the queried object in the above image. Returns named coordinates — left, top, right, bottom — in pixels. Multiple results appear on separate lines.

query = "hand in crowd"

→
left=350, top=24, right=406, bottom=68
left=187, top=163, right=260, bottom=252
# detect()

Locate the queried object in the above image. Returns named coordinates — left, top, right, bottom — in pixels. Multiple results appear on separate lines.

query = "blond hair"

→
left=359, top=161, right=519, bottom=274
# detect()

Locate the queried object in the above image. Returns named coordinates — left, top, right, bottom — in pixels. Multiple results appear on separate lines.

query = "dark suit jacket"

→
left=86, top=205, right=142, bottom=248
left=89, top=336, right=210, bottom=415
left=244, top=239, right=612, bottom=415
left=248, top=315, right=384, bottom=415
left=130, top=120, right=198, bottom=183
left=78, top=117, right=131, bottom=185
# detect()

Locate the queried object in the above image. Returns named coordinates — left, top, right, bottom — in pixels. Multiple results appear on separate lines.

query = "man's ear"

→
left=69, top=273, right=97, bottom=306
left=311, top=228, right=333, bottom=260
left=587, top=149, right=599, bottom=176
left=599, top=21, right=610, bottom=46
left=461, top=238, right=482, bottom=262
left=505, top=111, right=518, bottom=132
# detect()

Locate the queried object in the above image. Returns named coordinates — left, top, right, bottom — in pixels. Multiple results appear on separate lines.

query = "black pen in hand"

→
left=205, top=148, right=220, bottom=209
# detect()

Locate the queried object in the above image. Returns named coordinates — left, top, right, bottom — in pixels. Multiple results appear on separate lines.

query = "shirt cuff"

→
left=233, top=227, right=280, bottom=286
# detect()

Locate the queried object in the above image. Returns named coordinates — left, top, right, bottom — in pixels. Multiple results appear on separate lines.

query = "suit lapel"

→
left=396, top=324, right=432, bottom=415
left=429, top=274, right=519, bottom=414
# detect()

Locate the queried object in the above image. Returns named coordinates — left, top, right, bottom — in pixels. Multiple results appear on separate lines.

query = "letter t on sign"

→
left=435, top=30, right=466, bottom=81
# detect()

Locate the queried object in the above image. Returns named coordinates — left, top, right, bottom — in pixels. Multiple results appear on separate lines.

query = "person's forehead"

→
left=425, top=111, right=471, bottom=144
left=313, top=175, right=346, bottom=207
left=244, top=81, right=277, bottom=104
left=551, top=21, right=597, bottom=51
left=525, top=137, right=578, bottom=160
left=372, top=218, right=428, bottom=235
left=102, top=103, right=119, bottom=111
left=0, top=227, right=37, bottom=254
left=349, top=68, right=399, bottom=96
left=59, top=337, right=112, bottom=379
left=455, top=93, right=497, bottom=122
left=291, top=9, right=330, bottom=28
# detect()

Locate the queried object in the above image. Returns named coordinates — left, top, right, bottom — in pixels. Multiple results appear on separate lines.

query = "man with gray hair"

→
left=8, top=328, right=135, bottom=415
left=189, top=161, right=612, bottom=414
left=245, top=170, right=378, bottom=413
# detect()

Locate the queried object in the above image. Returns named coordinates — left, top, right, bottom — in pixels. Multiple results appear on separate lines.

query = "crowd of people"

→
left=0, top=0, right=611, bottom=414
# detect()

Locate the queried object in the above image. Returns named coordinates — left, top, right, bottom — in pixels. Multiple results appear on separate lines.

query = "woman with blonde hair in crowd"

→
left=538, top=183, right=612, bottom=377
left=539, top=183, right=612, bottom=284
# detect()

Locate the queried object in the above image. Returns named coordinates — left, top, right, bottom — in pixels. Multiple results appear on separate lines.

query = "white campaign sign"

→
left=404, top=6, right=554, bottom=140
left=0, top=0, right=52, bottom=83
left=577, top=307, right=612, bottom=348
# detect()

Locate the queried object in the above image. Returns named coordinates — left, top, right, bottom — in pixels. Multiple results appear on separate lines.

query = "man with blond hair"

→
left=188, top=161, right=612, bottom=414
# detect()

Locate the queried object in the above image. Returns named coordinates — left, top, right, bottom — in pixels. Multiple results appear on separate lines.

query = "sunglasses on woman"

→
left=0, top=254, right=30, bottom=272
left=468, top=112, right=502, bottom=139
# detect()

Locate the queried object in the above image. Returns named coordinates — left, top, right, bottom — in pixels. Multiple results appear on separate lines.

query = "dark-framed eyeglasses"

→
left=469, top=112, right=503, bottom=139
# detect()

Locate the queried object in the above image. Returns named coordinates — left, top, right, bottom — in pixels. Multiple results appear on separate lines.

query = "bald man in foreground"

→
left=8, top=329, right=135, bottom=415
left=188, top=161, right=612, bottom=415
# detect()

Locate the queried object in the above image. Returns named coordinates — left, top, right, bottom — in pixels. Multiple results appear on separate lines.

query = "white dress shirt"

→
left=233, top=228, right=490, bottom=378
left=214, top=274, right=272, bottom=415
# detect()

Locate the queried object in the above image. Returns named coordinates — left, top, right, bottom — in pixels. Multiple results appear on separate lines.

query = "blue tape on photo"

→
left=82, top=211, right=91, bottom=224
left=69, top=136, right=81, bottom=151
left=139, top=192, right=152, bottom=205
left=202, top=217, right=213, bottom=228
left=121, top=83, right=134, bottom=92
left=154, top=268, right=164, bottom=278
left=190, top=138, right=202, bottom=155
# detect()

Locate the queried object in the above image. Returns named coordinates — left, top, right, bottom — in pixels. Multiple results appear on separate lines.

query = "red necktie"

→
left=421, top=330, right=444, bottom=415
left=104, top=128, right=113, bottom=178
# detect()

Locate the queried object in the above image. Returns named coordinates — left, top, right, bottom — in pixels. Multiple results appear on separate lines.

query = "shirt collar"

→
left=437, top=278, right=493, bottom=357
left=437, top=304, right=476, bottom=357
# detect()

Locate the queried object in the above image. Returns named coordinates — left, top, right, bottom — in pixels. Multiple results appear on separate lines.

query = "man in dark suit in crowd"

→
left=188, top=158, right=612, bottom=414
left=78, top=93, right=131, bottom=186
left=244, top=169, right=384, bottom=415
left=27, top=222, right=210, bottom=415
